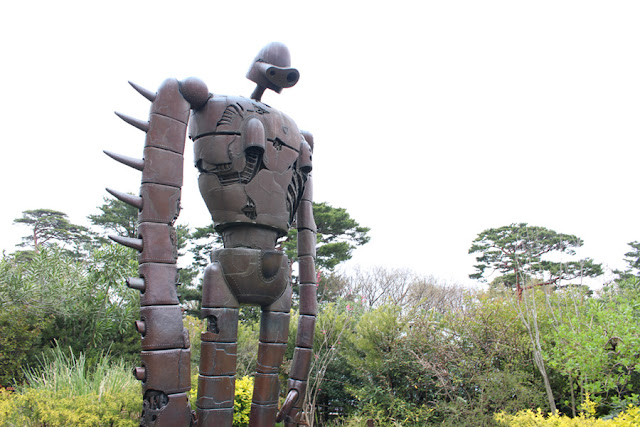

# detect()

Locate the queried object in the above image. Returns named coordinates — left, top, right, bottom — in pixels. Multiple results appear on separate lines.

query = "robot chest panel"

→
left=191, top=96, right=304, bottom=233
left=190, top=96, right=302, bottom=176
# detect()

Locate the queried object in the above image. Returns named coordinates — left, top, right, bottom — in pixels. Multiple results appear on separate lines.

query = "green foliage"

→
left=14, top=209, right=92, bottom=254
left=294, top=300, right=361, bottom=424
left=88, top=196, right=139, bottom=239
left=495, top=402, right=640, bottom=426
left=545, top=285, right=640, bottom=415
left=615, top=241, right=640, bottom=282
left=6, top=198, right=640, bottom=427
left=469, top=223, right=602, bottom=294
left=234, top=376, right=254, bottom=426
left=0, top=388, right=140, bottom=426
left=283, top=202, right=370, bottom=271
left=183, top=315, right=206, bottom=367
left=342, top=304, right=435, bottom=425
left=0, top=346, right=140, bottom=426
left=237, top=319, right=260, bottom=377
left=622, top=241, right=640, bottom=274
left=0, top=244, right=141, bottom=380
left=0, top=306, right=48, bottom=386
left=406, top=292, right=546, bottom=425
left=187, top=224, right=222, bottom=270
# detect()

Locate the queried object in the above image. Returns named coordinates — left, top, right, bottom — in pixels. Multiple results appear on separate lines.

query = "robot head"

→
left=247, top=42, right=299, bottom=100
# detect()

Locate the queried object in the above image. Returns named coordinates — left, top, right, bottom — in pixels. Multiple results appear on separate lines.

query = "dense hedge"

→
left=0, top=388, right=139, bottom=426
left=495, top=406, right=640, bottom=426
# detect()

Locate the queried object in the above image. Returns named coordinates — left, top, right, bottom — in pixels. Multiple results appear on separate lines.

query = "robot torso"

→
left=190, top=95, right=312, bottom=249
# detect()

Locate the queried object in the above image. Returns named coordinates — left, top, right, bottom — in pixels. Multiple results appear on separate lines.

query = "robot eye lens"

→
left=269, top=70, right=276, bottom=76
left=286, top=72, right=297, bottom=83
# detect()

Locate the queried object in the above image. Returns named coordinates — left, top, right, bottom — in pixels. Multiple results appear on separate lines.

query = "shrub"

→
left=0, top=346, right=140, bottom=426
left=234, top=376, right=254, bottom=426
left=494, top=405, right=640, bottom=426
left=0, top=306, right=48, bottom=386
left=189, top=373, right=254, bottom=426
left=0, top=388, right=139, bottom=426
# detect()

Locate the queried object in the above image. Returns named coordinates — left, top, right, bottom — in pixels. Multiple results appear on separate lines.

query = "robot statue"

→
left=105, top=42, right=317, bottom=427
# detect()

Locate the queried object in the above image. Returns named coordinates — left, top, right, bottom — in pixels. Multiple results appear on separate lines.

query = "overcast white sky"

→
left=1, top=1, right=638, bottom=287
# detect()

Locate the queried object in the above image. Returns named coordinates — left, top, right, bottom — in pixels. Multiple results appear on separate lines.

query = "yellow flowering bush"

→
left=189, top=374, right=254, bottom=426
left=0, top=387, right=139, bottom=426
left=0, top=345, right=140, bottom=426
left=233, top=376, right=254, bottom=426
left=495, top=406, right=640, bottom=426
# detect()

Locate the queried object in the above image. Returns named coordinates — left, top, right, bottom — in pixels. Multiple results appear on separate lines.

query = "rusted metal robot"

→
left=105, top=42, right=317, bottom=426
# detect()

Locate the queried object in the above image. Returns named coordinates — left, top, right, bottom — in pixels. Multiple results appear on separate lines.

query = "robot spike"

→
left=103, top=150, right=144, bottom=171
left=126, top=277, right=146, bottom=292
left=135, top=320, right=146, bottom=335
left=128, top=81, right=156, bottom=102
left=109, top=235, right=143, bottom=252
left=115, top=112, right=150, bottom=133
left=106, top=188, right=143, bottom=210
left=133, top=366, right=146, bottom=382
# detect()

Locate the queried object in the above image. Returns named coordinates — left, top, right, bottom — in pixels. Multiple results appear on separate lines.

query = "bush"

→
left=0, top=388, right=139, bottom=426
left=494, top=406, right=640, bottom=426
left=0, top=306, right=49, bottom=386
left=234, top=376, right=254, bottom=426
left=0, top=346, right=140, bottom=426
left=189, top=374, right=254, bottom=426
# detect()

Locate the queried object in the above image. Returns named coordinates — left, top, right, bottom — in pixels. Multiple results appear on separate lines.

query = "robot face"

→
left=246, top=42, right=299, bottom=94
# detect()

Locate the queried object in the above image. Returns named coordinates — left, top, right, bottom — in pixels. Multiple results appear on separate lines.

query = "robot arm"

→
left=106, top=77, right=208, bottom=426
left=277, top=131, right=316, bottom=425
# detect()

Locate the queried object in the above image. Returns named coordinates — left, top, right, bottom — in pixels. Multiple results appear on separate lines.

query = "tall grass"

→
left=21, top=344, right=137, bottom=397
left=0, top=345, right=140, bottom=426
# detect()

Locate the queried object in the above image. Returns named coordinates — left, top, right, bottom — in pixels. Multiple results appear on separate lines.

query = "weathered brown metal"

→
left=139, top=305, right=188, bottom=350
left=108, top=43, right=316, bottom=426
left=140, top=348, right=192, bottom=394
left=256, top=343, right=287, bottom=374
left=137, top=263, right=180, bottom=306
left=106, top=188, right=143, bottom=210
left=252, top=373, right=280, bottom=405
left=199, top=342, right=237, bottom=376
left=115, top=111, right=150, bottom=133
left=126, top=277, right=146, bottom=292
left=200, top=307, right=239, bottom=343
left=103, top=150, right=144, bottom=171
left=290, top=348, right=313, bottom=380
left=139, top=183, right=181, bottom=224
left=249, top=404, right=279, bottom=427
left=141, top=393, right=193, bottom=426
left=137, top=222, right=177, bottom=264
left=196, top=375, right=235, bottom=409
left=295, top=316, right=316, bottom=349
left=196, top=408, right=233, bottom=426
left=129, top=81, right=156, bottom=102
left=108, top=235, right=143, bottom=251
left=108, top=77, right=193, bottom=426
left=141, top=147, right=184, bottom=188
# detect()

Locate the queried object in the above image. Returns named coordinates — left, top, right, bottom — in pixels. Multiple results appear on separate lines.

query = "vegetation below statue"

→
left=1, top=204, right=639, bottom=425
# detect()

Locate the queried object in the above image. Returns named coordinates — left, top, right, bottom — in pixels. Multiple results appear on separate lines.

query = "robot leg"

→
left=196, top=262, right=240, bottom=426
left=249, top=283, right=292, bottom=427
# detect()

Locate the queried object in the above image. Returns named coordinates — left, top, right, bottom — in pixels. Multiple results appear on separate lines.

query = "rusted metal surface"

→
left=107, top=43, right=316, bottom=426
